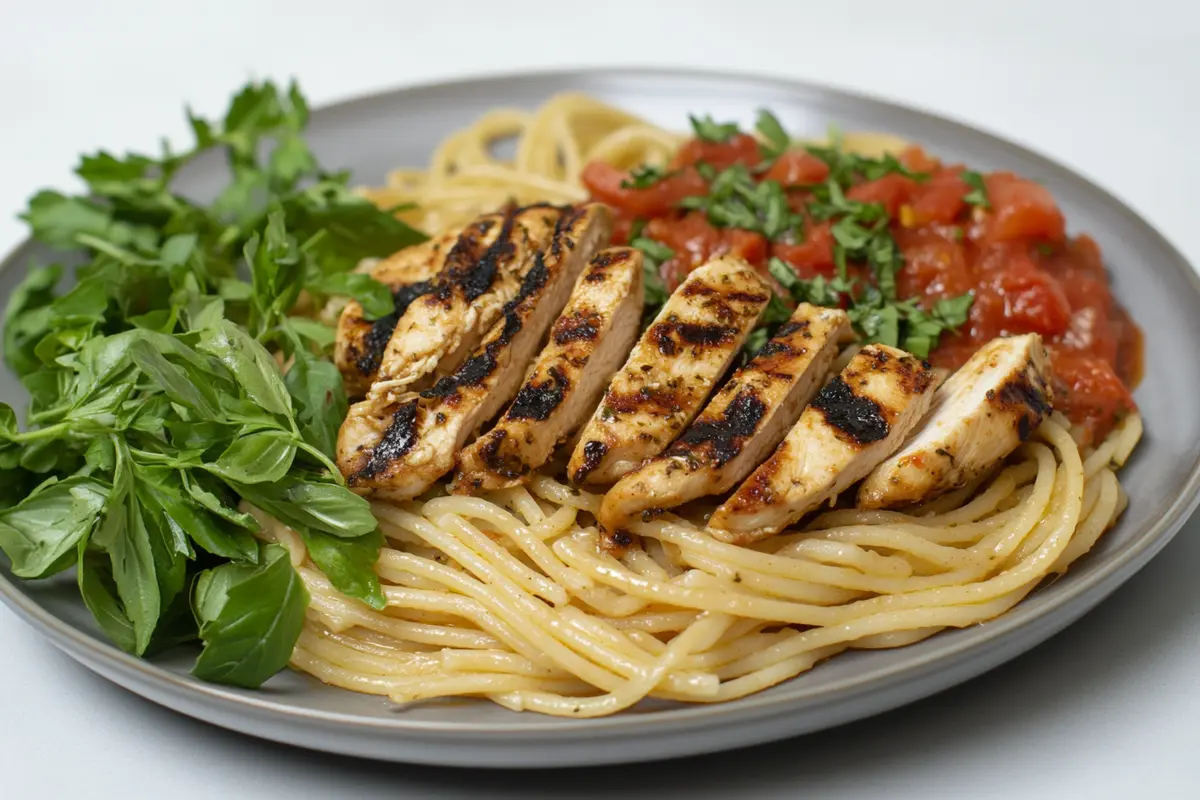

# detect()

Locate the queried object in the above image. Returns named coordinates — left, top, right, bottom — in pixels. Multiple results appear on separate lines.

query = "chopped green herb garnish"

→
left=630, top=237, right=673, bottom=324
left=689, top=114, right=740, bottom=143
left=961, top=170, right=991, bottom=209
left=620, top=164, right=671, bottom=190
left=755, top=109, right=790, bottom=162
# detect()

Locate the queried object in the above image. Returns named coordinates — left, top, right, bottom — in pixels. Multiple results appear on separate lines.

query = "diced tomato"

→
left=978, top=173, right=1066, bottom=243
left=761, top=151, right=830, bottom=187
left=644, top=212, right=767, bottom=288
left=847, top=174, right=916, bottom=218
left=903, top=168, right=969, bottom=226
left=581, top=162, right=708, bottom=219
left=895, top=227, right=973, bottom=302
left=1049, top=349, right=1136, bottom=444
left=671, top=133, right=761, bottom=172
left=898, top=145, right=941, bottom=173
left=724, top=228, right=769, bottom=266
left=771, top=222, right=835, bottom=279
left=989, top=267, right=1073, bottom=337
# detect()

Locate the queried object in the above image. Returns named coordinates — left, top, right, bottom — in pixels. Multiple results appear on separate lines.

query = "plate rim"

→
left=3, top=64, right=1200, bottom=738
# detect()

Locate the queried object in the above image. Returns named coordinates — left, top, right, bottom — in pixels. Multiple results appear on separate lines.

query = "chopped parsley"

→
left=961, top=170, right=991, bottom=209
left=679, top=164, right=803, bottom=242
left=630, top=237, right=673, bottom=324
left=689, top=114, right=740, bottom=143
left=754, top=109, right=789, bottom=163
left=621, top=164, right=671, bottom=190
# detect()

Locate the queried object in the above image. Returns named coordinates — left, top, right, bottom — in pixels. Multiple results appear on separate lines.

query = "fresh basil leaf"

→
left=127, top=337, right=221, bottom=419
left=78, top=546, right=138, bottom=654
left=196, top=320, right=292, bottom=418
left=284, top=317, right=336, bottom=352
left=139, top=467, right=258, bottom=562
left=4, top=265, right=61, bottom=378
left=285, top=351, right=347, bottom=458
left=91, top=460, right=161, bottom=655
left=232, top=474, right=377, bottom=539
left=182, top=471, right=261, bottom=532
left=307, top=272, right=393, bottom=320
left=192, top=544, right=308, bottom=688
left=207, top=430, right=297, bottom=484
left=298, top=527, right=385, bottom=610
left=0, top=475, right=108, bottom=578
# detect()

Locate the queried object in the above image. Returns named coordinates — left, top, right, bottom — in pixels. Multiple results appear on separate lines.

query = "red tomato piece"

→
left=979, top=173, right=1066, bottom=243
left=1049, top=349, right=1136, bottom=444
left=904, top=168, right=968, bottom=226
left=671, top=133, right=762, bottom=171
left=581, top=162, right=708, bottom=219
left=898, top=144, right=941, bottom=173
left=761, top=152, right=830, bottom=187
left=847, top=174, right=917, bottom=218
left=771, top=222, right=835, bottom=279
left=895, top=227, right=973, bottom=302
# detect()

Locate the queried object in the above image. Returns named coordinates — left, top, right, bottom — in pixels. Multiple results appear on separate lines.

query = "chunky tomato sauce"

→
left=583, top=133, right=1142, bottom=444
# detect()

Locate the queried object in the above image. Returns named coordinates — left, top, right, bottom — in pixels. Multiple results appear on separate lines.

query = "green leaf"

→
left=127, top=337, right=221, bottom=419
left=689, top=114, right=740, bottom=143
left=285, top=351, right=347, bottom=458
left=21, top=191, right=115, bottom=249
left=767, top=257, right=800, bottom=292
left=0, top=476, right=108, bottom=578
left=755, top=109, right=789, bottom=160
left=207, top=430, right=297, bottom=484
left=961, top=170, right=991, bottom=209
left=196, top=320, right=292, bottom=418
left=630, top=237, right=675, bottom=264
left=620, top=164, right=671, bottom=190
left=760, top=293, right=794, bottom=327
left=934, top=292, right=975, bottom=327
left=307, top=271, right=393, bottom=320
left=140, top=468, right=258, bottom=562
left=78, top=547, right=138, bottom=654
left=4, top=264, right=61, bottom=378
left=182, top=471, right=261, bottom=532
left=192, top=544, right=309, bottom=688
left=91, top=454, right=161, bottom=655
left=285, top=317, right=336, bottom=352
left=232, top=474, right=377, bottom=539
left=299, top=527, right=385, bottom=610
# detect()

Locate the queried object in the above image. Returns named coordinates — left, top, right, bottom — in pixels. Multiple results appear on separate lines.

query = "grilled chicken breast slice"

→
left=334, top=227, right=462, bottom=397
left=856, top=334, right=1053, bottom=509
left=598, top=304, right=851, bottom=531
left=371, top=204, right=566, bottom=396
left=709, top=344, right=938, bottom=544
left=338, top=204, right=613, bottom=499
left=450, top=247, right=644, bottom=494
left=567, top=256, right=770, bottom=486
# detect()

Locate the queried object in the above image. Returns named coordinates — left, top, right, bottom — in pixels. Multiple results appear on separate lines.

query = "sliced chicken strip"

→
left=339, top=204, right=613, bottom=499
left=568, top=256, right=770, bottom=486
left=598, top=304, right=851, bottom=531
left=371, top=203, right=566, bottom=397
left=709, top=344, right=938, bottom=544
left=857, top=334, right=1053, bottom=509
left=450, top=247, right=644, bottom=494
left=334, top=227, right=463, bottom=397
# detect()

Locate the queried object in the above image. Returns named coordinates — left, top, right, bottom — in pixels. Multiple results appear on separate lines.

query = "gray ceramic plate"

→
left=2, top=68, right=1198, bottom=769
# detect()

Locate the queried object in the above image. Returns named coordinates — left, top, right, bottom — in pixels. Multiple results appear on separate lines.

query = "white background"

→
left=2, top=1, right=1198, bottom=797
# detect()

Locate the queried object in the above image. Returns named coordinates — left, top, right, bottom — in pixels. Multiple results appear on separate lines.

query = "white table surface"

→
left=2, top=1, right=1198, bottom=797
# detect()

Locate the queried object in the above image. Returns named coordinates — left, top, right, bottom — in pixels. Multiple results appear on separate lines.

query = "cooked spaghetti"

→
left=276, top=94, right=1144, bottom=716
